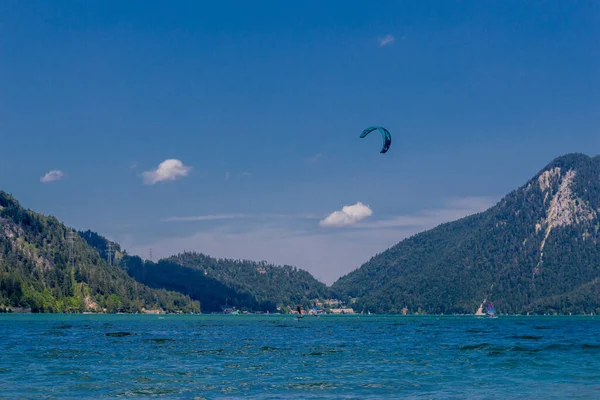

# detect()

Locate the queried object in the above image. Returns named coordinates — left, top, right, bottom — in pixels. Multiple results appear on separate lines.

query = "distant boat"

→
left=487, top=302, right=497, bottom=318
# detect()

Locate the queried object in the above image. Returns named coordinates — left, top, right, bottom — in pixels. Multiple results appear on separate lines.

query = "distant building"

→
left=142, top=308, right=163, bottom=314
left=330, top=308, right=355, bottom=314
left=10, top=307, right=31, bottom=313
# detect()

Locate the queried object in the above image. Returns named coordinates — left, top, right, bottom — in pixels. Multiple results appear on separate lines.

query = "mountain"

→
left=0, top=191, right=200, bottom=313
left=332, top=153, right=600, bottom=315
left=120, top=251, right=331, bottom=313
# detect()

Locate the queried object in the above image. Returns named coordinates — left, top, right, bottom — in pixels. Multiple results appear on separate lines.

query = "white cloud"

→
left=40, top=169, right=64, bottom=183
left=240, top=171, right=251, bottom=177
left=378, top=34, right=395, bottom=47
left=225, top=171, right=230, bottom=180
left=142, top=159, right=192, bottom=185
left=320, top=201, right=373, bottom=227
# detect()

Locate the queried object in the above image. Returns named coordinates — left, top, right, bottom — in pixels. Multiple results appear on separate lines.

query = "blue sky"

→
left=1, top=1, right=599, bottom=284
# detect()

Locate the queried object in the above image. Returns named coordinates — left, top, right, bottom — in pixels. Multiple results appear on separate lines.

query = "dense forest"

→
left=0, top=191, right=200, bottom=313
left=332, top=153, right=600, bottom=315
left=119, top=251, right=331, bottom=312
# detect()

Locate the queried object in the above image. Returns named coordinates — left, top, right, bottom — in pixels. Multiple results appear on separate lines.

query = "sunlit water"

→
left=1, top=314, right=599, bottom=399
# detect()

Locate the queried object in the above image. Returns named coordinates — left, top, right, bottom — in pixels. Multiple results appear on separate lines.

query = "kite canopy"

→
left=360, top=126, right=391, bottom=153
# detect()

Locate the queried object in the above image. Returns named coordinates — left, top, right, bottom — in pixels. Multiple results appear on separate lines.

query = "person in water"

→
left=297, top=305, right=302, bottom=317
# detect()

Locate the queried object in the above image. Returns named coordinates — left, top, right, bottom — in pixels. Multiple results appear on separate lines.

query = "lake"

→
left=1, top=314, right=599, bottom=399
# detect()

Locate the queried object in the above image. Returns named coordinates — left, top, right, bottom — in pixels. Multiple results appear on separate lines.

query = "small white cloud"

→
left=378, top=34, right=395, bottom=47
left=225, top=171, right=230, bottom=180
left=142, top=159, right=192, bottom=185
left=40, top=169, right=64, bottom=183
left=320, top=202, right=373, bottom=227
left=240, top=171, right=251, bottom=177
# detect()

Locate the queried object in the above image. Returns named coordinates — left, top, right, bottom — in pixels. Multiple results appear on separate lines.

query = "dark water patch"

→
left=535, top=326, right=553, bottom=330
left=190, top=348, right=227, bottom=355
left=45, top=330, right=66, bottom=337
left=391, top=323, right=405, bottom=326
left=511, top=346, right=539, bottom=353
left=147, top=338, right=174, bottom=344
left=305, top=349, right=344, bottom=357
left=106, top=332, right=132, bottom=337
left=51, top=323, right=72, bottom=329
left=467, top=328, right=484, bottom=333
left=260, top=346, right=279, bottom=352
left=542, top=344, right=570, bottom=351
left=582, top=343, right=600, bottom=350
left=509, top=335, right=543, bottom=340
left=0, top=368, right=8, bottom=373
left=460, top=343, right=491, bottom=351
left=538, top=343, right=600, bottom=352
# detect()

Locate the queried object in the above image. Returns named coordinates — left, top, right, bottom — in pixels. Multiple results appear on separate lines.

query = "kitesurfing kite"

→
left=360, top=126, right=392, bottom=154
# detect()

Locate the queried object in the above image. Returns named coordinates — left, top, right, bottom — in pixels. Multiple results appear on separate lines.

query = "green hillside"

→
left=332, top=153, right=600, bottom=315
left=120, top=251, right=331, bottom=312
left=0, top=191, right=200, bottom=313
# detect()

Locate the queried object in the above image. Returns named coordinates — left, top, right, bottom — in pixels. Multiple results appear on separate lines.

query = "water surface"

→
left=1, top=314, right=599, bottom=398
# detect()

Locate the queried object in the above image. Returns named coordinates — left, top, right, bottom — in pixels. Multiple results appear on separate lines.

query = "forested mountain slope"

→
left=0, top=191, right=200, bottom=313
left=332, top=153, right=600, bottom=315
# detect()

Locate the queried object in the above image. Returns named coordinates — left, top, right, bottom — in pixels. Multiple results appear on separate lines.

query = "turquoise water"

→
left=1, top=314, right=599, bottom=399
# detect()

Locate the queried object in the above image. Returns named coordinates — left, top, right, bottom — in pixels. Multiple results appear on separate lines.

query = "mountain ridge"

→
left=331, top=152, right=600, bottom=315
